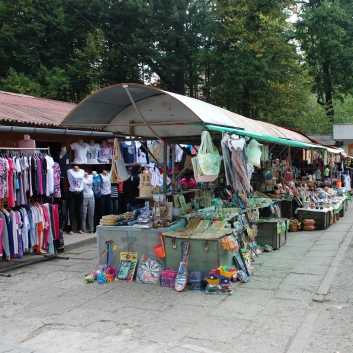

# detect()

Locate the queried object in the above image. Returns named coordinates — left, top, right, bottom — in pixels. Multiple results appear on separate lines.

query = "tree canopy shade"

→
left=295, top=0, right=353, bottom=122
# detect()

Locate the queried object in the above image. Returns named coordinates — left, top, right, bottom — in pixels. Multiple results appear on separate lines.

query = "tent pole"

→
left=171, top=143, right=176, bottom=196
left=163, top=143, right=168, bottom=193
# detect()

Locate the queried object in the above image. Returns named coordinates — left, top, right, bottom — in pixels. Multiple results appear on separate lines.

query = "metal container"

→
left=163, top=235, right=235, bottom=275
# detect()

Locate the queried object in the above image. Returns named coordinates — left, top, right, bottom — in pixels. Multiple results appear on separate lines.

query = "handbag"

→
left=110, top=138, right=129, bottom=183
left=196, top=131, right=221, bottom=177
left=285, top=167, right=293, bottom=182
left=192, top=156, right=217, bottom=182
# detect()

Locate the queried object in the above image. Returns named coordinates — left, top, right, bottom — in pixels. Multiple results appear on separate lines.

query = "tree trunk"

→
left=323, top=60, right=335, bottom=122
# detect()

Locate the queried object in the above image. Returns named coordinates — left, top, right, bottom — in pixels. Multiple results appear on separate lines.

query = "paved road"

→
left=1, top=208, right=353, bottom=353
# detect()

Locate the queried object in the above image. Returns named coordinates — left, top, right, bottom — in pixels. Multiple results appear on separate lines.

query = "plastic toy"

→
left=84, top=249, right=108, bottom=283
left=206, top=266, right=236, bottom=284
left=205, top=283, right=233, bottom=295
left=97, top=272, right=107, bottom=284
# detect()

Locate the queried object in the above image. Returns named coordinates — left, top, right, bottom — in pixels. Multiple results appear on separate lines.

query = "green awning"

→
left=190, top=123, right=327, bottom=150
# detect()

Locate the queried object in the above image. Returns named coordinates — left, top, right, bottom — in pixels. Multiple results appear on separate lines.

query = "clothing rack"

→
left=0, top=146, right=50, bottom=155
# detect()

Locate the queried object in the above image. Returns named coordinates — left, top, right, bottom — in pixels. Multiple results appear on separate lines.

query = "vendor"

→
left=180, top=171, right=196, bottom=190
left=123, top=162, right=145, bottom=211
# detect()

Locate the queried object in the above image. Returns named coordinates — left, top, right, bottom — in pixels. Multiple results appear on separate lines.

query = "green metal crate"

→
left=163, top=235, right=235, bottom=275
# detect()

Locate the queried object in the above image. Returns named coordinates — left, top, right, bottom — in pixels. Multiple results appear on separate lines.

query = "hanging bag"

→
left=196, top=131, right=220, bottom=179
left=285, top=152, right=293, bottom=182
left=110, top=138, right=129, bottom=183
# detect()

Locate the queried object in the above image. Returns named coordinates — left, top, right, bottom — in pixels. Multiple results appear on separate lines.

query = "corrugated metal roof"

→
left=0, top=90, right=76, bottom=127
left=307, top=134, right=338, bottom=146
left=62, top=83, right=314, bottom=144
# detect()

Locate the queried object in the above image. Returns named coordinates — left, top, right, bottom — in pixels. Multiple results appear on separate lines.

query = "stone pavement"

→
left=1, top=208, right=353, bottom=353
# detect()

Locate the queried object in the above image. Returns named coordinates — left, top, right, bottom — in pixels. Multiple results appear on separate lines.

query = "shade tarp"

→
left=196, top=124, right=327, bottom=150
left=62, top=83, right=316, bottom=145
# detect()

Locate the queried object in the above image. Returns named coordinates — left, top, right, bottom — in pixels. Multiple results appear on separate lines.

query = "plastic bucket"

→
left=154, top=244, right=165, bottom=259
left=336, top=180, right=342, bottom=188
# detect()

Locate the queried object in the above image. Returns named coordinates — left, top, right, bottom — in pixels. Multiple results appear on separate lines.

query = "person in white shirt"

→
left=100, top=169, right=112, bottom=215
left=82, top=172, right=95, bottom=233
left=70, top=139, right=90, bottom=164
left=67, top=166, right=85, bottom=235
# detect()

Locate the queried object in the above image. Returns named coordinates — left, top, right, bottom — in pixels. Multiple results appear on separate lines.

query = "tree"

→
left=206, top=0, right=309, bottom=124
left=295, top=0, right=353, bottom=122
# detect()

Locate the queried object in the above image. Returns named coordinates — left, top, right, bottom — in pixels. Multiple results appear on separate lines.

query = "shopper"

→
left=82, top=172, right=95, bottom=234
left=123, top=162, right=145, bottom=211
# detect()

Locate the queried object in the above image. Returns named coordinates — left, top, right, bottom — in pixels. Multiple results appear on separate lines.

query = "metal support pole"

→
left=163, top=142, right=168, bottom=193
left=171, top=143, right=176, bottom=196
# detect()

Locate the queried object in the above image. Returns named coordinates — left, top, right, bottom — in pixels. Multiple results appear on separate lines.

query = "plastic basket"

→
left=189, top=271, right=205, bottom=290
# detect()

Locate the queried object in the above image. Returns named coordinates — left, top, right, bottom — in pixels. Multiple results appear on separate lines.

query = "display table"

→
left=96, top=220, right=186, bottom=269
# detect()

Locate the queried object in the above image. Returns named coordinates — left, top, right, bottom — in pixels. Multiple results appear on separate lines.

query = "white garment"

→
left=98, top=146, right=111, bottom=163
left=87, top=143, right=101, bottom=164
left=83, top=174, right=94, bottom=198
left=344, top=174, right=351, bottom=191
left=45, top=155, right=55, bottom=196
left=100, top=173, right=111, bottom=195
left=67, top=168, right=84, bottom=192
left=70, top=142, right=90, bottom=164
left=137, top=150, right=147, bottom=164
left=175, top=145, right=184, bottom=162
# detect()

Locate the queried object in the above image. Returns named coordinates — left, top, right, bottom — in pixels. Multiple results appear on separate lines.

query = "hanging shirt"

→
left=120, top=142, right=136, bottom=164
left=67, top=168, right=84, bottom=192
left=58, top=150, right=71, bottom=177
left=100, top=173, right=111, bottom=195
left=45, top=155, right=55, bottom=196
left=70, top=142, right=90, bottom=164
left=0, top=157, right=9, bottom=199
left=83, top=174, right=94, bottom=198
left=87, top=143, right=101, bottom=164
left=92, top=174, right=103, bottom=197
left=0, top=211, right=10, bottom=259
left=111, top=183, right=119, bottom=199
left=7, top=157, right=15, bottom=207
left=344, top=174, right=351, bottom=191
left=98, top=145, right=111, bottom=163
left=52, top=163, right=61, bottom=198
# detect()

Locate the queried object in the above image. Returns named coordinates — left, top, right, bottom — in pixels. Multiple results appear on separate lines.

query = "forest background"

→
left=1, top=0, right=353, bottom=134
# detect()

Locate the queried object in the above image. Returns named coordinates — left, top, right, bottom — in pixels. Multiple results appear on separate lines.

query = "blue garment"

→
left=120, top=142, right=136, bottom=164
left=93, top=174, right=103, bottom=198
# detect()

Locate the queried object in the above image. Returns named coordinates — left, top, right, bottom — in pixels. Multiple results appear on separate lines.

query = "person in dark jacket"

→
left=123, top=163, right=145, bottom=211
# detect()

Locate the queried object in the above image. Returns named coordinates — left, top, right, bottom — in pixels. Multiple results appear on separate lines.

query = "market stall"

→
left=61, top=83, right=350, bottom=291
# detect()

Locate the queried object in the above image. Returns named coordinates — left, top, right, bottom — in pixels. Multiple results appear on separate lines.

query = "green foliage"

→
left=295, top=0, right=353, bottom=121
left=0, top=0, right=352, bottom=134
left=0, top=68, right=41, bottom=96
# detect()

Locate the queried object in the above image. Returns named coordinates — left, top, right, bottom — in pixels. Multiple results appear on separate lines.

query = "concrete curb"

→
left=63, top=236, right=97, bottom=252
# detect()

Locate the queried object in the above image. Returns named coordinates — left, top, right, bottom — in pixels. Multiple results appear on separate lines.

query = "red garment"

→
left=51, top=204, right=60, bottom=240
left=0, top=218, right=3, bottom=256
left=180, top=178, right=196, bottom=189
left=7, top=158, right=15, bottom=207
left=41, top=206, right=51, bottom=250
